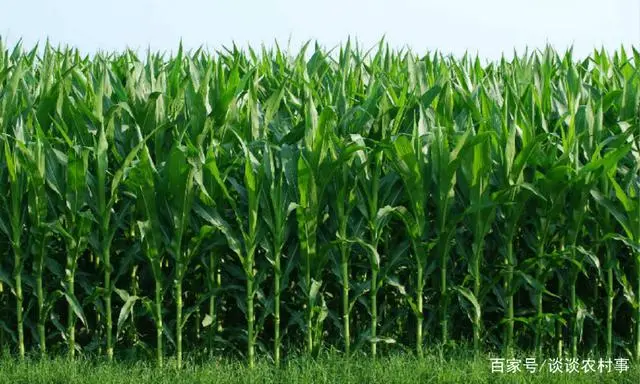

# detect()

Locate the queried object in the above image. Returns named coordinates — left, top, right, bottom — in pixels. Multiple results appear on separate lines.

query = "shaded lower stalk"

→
left=439, top=236, right=448, bottom=346
left=535, top=288, right=543, bottom=359
left=216, top=267, right=223, bottom=336
left=570, top=275, right=577, bottom=357
left=0, top=298, right=4, bottom=356
left=567, top=236, right=580, bottom=358
left=417, top=261, right=424, bottom=358
left=130, top=264, right=139, bottom=346
left=534, top=228, right=548, bottom=360
left=195, top=308, right=201, bottom=341
left=593, top=275, right=599, bottom=351
left=155, top=278, right=163, bottom=368
left=370, top=269, right=377, bottom=357
left=472, top=246, right=481, bottom=355
left=606, top=265, right=613, bottom=357
left=104, top=246, right=113, bottom=361
left=14, top=252, right=24, bottom=359
left=175, top=278, right=183, bottom=369
left=10, top=182, right=24, bottom=360
left=274, top=255, right=281, bottom=365
left=208, top=253, right=218, bottom=357
left=339, top=240, right=350, bottom=356
left=635, top=253, right=640, bottom=361
left=306, top=258, right=313, bottom=354
left=247, top=271, right=255, bottom=368
left=66, top=251, right=77, bottom=359
left=558, top=240, right=564, bottom=358
left=557, top=277, right=564, bottom=357
left=412, top=239, right=424, bottom=358
left=504, top=238, right=514, bottom=358
left=35, top=238, right=46, bottom=356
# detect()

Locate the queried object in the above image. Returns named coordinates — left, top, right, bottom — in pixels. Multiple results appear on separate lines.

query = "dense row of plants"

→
left=1, top=40, right=640, bottom=368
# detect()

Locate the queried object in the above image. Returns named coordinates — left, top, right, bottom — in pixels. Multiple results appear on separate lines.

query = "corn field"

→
left=1, top=40, right=640, bottom=368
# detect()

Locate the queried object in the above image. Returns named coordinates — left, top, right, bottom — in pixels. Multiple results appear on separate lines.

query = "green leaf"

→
left=455, top=286, right=481, bottom=323
left=117, top=295, right=139, bottom=337
left=63, top=291, right=88, bottom=327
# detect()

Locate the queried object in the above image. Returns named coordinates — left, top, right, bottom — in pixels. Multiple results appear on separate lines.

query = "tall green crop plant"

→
left=197, top=135, right=262, bottom=368
left=564, top=172, right=594, bottom=358
left=389, top=124, right=429, bottom=358
left=562, top=139, right=631, bottom=357
left=591, top=162, right=640, bottom=361
left=3, top=39, right=640, bottom=363
left=260, top=143, right=296, bottom=365
left=89, top=63, right=147, bottom=361
left=135, top=215, right=166, bottom=367
left=112, top=49, right=172, bottom=364
left=526, top=163, right=570, bottom=358
left=163, top=141, right=201, bottom=369
left=196, top=148, right=230, bottom=358
left=28, top=149, right=48, bottom=357
left=247, top=75, right=290, bottom=364
left=296, top=92, right=334, bottom=355
left=458, top=124, right=496, bottom=355
left=47, top=61, right=103, bottom=358
left=493, top=121, right=543, bottom=357
left=586, top=71, right=635, bottom=357
left=0, top=53, right=29, bottom=359
left=429, top=121, right=484, bottom=345
left=588, top=93, right=620, bottom=357
left=564, top=136, right=591, bottom=358
left=236, top=140, right=261, bottom=368
left=592, top=161, right=622, bottom=357
left=490, top=71, right=546, bottom=357
left=203, top=248, right=221, bottom=355
left=91, top=64, right=116, bottom=360
left=197, top=155, right=225, bottom=358
left=331, top=152, right=356, bottom=357
left=553, top=61, right=593, bottom=358
left=1, top=134, right=28, bottom=359
left=599, top=179, right=616, bottom=358
left=124, top=124, right=168, bottom=366
left=354, top=146, right=382, bottom=357
left=52, top=143, right=92, bottom=358
left=16, top=128, right=51, bottom=357
left=120, top=121, right=169, bottom=367
left=326, top=132, right=382, bottom=357
left=351, top=71, right=407, bottom=357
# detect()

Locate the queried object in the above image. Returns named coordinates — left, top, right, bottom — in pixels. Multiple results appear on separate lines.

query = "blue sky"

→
left=1, top=0, right=637, bottom=58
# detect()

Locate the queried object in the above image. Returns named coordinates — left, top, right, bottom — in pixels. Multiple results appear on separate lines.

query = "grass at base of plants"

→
left=0, top=351, right=637, bottom=384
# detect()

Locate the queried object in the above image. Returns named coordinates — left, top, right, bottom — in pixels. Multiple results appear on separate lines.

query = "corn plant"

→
left=458, top=121, right=496, bottom=355
left=51, top=142, right=92, bottom=358
left=0, top=56, right=29, bottom=359
left=389, top=122, right=430, bottom=358
left=127, top=127, right=166, bottom=366
left=260, top=143, right=296, bottom=365
left=197, top=134, right=263, bottom=368
left=1, top=40, right=640, bottom=366
left=296, top=91, right=334, bottom=356
left=1, top=130, right=28, bottom=359
left=20, top=127, right=51, bottom=357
